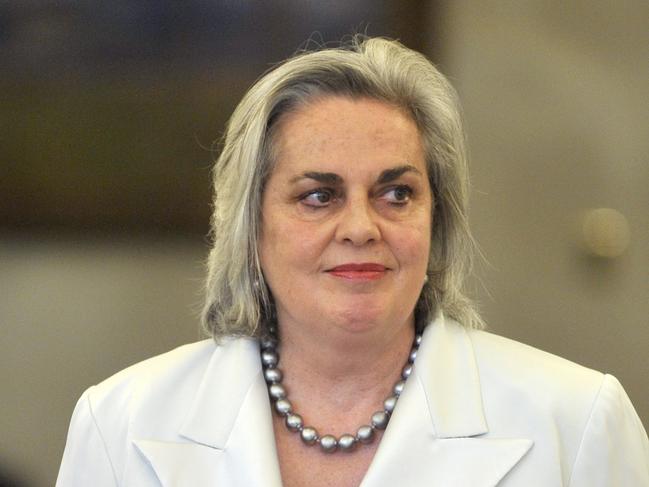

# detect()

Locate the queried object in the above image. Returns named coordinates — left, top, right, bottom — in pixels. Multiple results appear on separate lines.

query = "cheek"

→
left=403, top=231, right=431, bottom=264
left=261, top=216, right=329, bottom=273
left=391, top=227, right=431, bottom=277
left=391, top=214, right=431, bottom=255
left=295, top=226, right=334, bottom=271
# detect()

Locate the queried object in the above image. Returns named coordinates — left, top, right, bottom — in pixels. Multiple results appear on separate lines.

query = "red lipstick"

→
left=327, top=263, right=387, bottom=281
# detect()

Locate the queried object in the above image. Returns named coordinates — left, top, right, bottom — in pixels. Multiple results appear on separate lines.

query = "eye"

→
left=300, top=188, right=335, bottom=208
left=382, top=185, right=413, bottom=205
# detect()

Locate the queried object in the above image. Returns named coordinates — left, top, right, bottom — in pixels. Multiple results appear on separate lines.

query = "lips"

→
left=326, top=263, right=388, bottom=281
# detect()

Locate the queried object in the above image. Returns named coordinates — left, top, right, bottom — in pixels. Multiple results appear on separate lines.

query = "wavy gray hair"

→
left=203, top=36, right=483, bottom=339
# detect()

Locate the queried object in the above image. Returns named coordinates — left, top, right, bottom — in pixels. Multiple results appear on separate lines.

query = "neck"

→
left=269, top=314, right=415, bottom=436
left=276, top=315, right=415, bottom=386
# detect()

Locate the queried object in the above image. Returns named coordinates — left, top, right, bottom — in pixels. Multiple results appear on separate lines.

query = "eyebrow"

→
left=290, top=172, right=343, bottom=185
left=376, top=165, right=422, bottom=184
left=290, top=165, right=422, bottom=185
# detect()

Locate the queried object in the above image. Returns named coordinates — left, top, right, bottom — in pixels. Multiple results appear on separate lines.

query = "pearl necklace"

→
left=260, top=330, right=422, bottom=453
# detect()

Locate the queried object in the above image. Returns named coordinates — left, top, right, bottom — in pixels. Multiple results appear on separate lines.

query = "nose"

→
left=334, top=195, right=381, bottom=246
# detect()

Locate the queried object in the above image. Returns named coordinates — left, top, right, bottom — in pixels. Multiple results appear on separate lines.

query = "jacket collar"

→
left=416, top=313, right=488, bottom=438
left=135, top=316, right=533, bottom=486
left=360, top=315, right=533, bottom=486
left=178, top=337, right=265, bottom=449
left=134, top=337, right=283, bottom=486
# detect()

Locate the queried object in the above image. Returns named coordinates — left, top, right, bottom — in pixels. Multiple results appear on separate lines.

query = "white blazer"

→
left=57, top=316, right=649, bottom=486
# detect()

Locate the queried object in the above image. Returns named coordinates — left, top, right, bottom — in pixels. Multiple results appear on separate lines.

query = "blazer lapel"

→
left=361, top=316, right=533, bottom=487
left=134, top=338, right=283, bottom=487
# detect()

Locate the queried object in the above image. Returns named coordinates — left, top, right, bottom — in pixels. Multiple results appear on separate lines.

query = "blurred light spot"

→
left=581, top=208, right=630, bottom=258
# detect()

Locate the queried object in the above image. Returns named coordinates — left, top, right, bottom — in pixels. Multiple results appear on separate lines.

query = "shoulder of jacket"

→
left=85, top=337, right=255, bottom=427
left=464, top=326, right=607, bottom=432
left=88, top=340, right=214, bottom=398
left=467, top=327, right=604, bottom=391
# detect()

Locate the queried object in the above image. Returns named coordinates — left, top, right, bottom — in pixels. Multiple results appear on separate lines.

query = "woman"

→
left=57, top=37, right=648, bottom=486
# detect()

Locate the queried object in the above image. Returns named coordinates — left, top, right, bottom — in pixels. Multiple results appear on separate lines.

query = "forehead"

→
left=271, top=96, right=426, bottom=178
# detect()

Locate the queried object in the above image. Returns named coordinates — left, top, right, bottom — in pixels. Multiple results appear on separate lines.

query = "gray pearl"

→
left=409, top=348, right=418, bottom=363
left=275, top=398, right=292, bottom=415
left=319, top=435, right=338, bottom=453
left=401, top=364, right=413, bottom=379
left=269, top=383, right=286, bottom=399
left=415, top=334, right=422, bottom=346
left=393, top=380, right=405, bottom=396
left=371, top=411, right=389, bottom=430
left=260, top=336, right=278, bottom=350
left=356, top=425, right=374, bottom=444
left=301, top=427, right=318, bottom=445
left=383, top=395, right=398, bottom=413
left=264, top=368, right=282, bottom=383
left=261, top=350, right=278, bottom=368
left=338, top=434, right=356, bottom=451
left=285, top=413, right=303, bottom=432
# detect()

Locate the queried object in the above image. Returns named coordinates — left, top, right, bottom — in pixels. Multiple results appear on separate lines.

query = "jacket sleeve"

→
left=569, top=374, right=649, bottom=486
left=56, top=388, right=119, bottom=487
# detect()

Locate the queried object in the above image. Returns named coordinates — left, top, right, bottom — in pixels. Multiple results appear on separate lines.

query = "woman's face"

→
left=259, top=96, right=432, bottom=338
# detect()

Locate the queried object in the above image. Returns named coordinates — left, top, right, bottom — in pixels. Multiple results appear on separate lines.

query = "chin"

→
left=329, top=304, right=394, bottom=334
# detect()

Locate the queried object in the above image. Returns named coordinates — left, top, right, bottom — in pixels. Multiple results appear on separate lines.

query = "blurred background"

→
left=1, top=1, right=647, bottom=485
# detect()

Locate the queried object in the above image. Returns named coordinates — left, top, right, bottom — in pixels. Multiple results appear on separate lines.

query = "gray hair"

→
left=203, top=36, right=483, bottom=340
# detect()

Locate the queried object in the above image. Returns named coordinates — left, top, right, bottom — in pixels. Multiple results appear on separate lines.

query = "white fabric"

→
left=57, top=316, right=649, bottom=486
